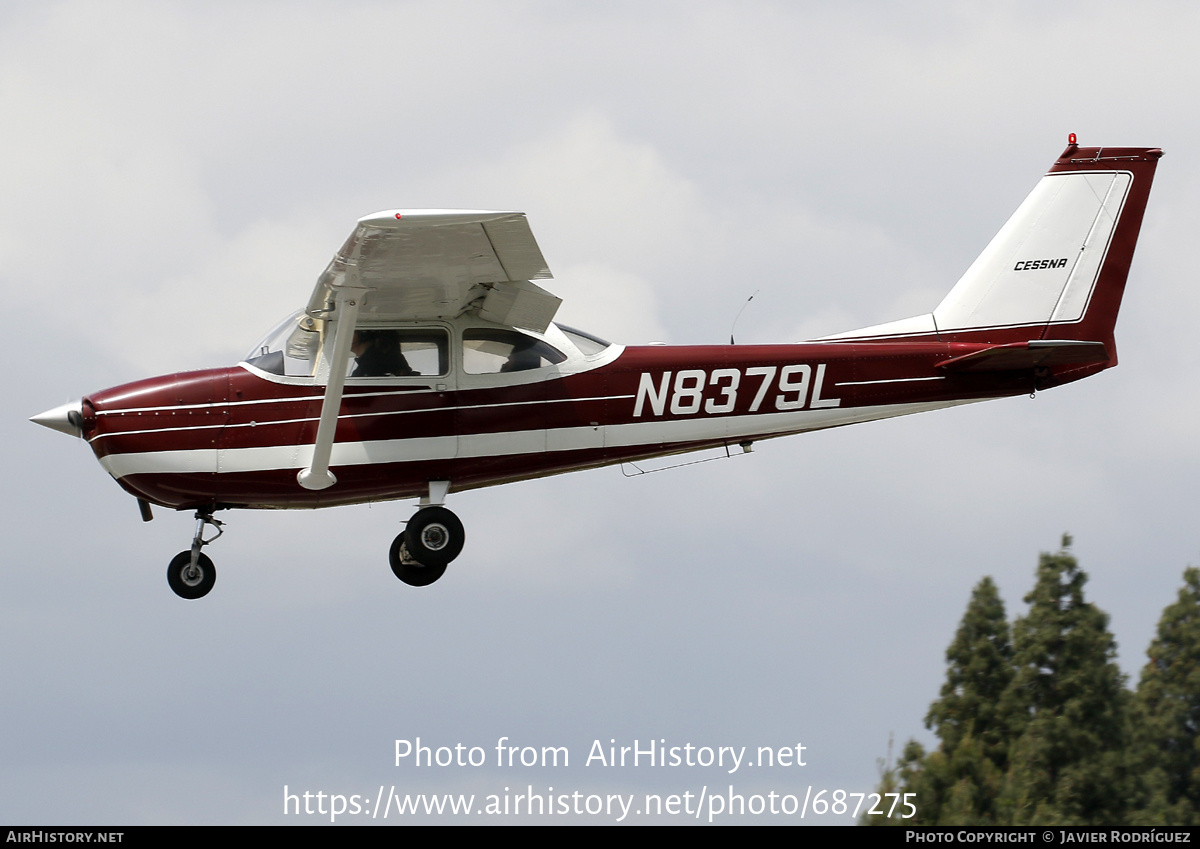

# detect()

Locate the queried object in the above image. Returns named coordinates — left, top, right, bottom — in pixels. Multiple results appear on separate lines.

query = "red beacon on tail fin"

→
left=825, top=138, right=1162, bottom=375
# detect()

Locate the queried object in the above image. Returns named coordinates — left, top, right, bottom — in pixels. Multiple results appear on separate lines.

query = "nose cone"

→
left=31, top=400, right=84, bottom=437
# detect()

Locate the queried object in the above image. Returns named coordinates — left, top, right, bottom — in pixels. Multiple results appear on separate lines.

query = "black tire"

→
left=404, top=507, right=465, bottom=568
left=389, top=533, right=447, bottom=587
left=167, top=551, right=216, bottom=599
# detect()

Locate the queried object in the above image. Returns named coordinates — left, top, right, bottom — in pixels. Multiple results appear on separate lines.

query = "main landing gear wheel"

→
left=167, top=551, right=216, bottom=599
left=404, top=506, right=465, bottom=568
left=386, top=506, right=464, bottom=587
left=389, top=534, right=448, bottom=587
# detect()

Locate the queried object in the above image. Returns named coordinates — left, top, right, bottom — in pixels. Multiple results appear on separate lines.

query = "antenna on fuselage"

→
left=729, top=289, right=759, bottom=345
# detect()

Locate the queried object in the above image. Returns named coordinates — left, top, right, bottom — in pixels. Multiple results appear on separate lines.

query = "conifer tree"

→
left=926, top=576, right=1014, bottom=769
left=1130, top=567, right=1200, bottom=824
left=864, top=576, right=1013, bottom=824
left=865, top=537, right=1133, bottom=826
left=861, top=735, right=907, bottom=826
left=999, top=535, right=1129, bottom=825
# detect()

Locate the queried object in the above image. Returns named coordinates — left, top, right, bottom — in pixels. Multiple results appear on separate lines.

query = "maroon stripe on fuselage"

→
left=116, top=437, right=754, bottom=509
left=87, top=340, right=1105, bottom=510
left=87, top=342, right=1099, bottom=451
left=86, top=369, right=235, bottom=459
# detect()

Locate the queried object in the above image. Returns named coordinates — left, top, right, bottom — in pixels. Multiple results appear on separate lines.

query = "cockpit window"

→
left=556, top=324, right=611, bottom=356
left=348, top=328, right=448, bottom=378
left=244, top=311, right=320, bottom=377
left=462, top=329, right=567, bottom=374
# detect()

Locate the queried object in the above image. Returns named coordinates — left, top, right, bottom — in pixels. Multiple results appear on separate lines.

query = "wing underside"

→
left=306, top=210, right=561, bottom=333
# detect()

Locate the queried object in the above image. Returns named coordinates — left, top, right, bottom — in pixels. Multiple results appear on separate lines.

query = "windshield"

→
left=243, top=310, right=321, bottom=377
left=555, top=323, right=611, bottom=356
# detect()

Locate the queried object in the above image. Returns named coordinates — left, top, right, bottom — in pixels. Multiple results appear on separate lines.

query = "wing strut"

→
left=298, top=288, right=365, bottom=491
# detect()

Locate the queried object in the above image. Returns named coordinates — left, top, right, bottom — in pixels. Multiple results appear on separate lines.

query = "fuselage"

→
left=80, top=327, right=1102, bottom=512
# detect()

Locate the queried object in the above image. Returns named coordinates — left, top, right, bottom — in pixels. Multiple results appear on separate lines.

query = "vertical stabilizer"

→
left=825, top=143, right=1161, bottom=349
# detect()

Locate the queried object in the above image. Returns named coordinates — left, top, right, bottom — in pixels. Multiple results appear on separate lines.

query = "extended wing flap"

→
left=307, top=210, right=558, bottom=331
left=936, top=340, right=1109, bottom=373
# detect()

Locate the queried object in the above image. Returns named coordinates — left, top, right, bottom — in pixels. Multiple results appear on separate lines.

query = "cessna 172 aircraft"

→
left=32, top=138, right=1161, bottom=598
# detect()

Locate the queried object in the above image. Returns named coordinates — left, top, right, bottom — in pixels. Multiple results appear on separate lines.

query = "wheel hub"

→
left=182, top=565, right=204, bottom=586
left=420, top=523, right=449, bottom=551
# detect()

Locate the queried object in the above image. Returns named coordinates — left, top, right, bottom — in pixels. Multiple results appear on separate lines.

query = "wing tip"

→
left=358, top=209, right=525, bottom=227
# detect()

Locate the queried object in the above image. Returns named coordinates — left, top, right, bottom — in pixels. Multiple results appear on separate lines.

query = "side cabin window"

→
left=348, top=328, right=449, bottom=378
left=462, top=328, right=567, bottom=375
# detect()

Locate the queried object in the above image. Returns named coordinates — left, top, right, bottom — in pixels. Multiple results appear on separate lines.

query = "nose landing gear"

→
left=167, top=510, right=223, bottom=599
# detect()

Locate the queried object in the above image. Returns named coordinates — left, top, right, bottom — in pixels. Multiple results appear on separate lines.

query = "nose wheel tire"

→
left=389, top=534, right=448, bottom=587
left=167, top=551, right=216, bottom=599
left=404, top=506, right=464, bottom=568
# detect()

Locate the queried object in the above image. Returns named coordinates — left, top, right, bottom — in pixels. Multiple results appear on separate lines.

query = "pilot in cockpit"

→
left=351, top=330, right=418, bottom=378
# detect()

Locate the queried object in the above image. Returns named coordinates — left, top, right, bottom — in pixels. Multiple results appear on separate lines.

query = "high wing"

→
left=298, top=209, right=562, bottom=492
left=305, top=209, right=561, bottom=333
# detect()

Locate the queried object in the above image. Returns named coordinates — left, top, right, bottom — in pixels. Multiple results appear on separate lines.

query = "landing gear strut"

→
left=389, top=505, right=465, bottom=587
left=167, top=510, right=223, bottom=599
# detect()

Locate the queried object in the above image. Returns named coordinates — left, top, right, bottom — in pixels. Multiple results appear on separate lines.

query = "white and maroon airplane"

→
left=32, top=138, right=1161, bottom=598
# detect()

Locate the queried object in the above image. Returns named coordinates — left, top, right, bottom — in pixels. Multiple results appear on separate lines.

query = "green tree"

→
left=865, top=537, right=1134, bottom=826
left=1130, top=567, right=1200, bottom=825
left=861, top=735, right=905, bottom=826
left=864, top=576, right=1013, bottom=824
left=926, top=575, right=1014, bottom=770
left=998, top=535, right=1130, bottom=825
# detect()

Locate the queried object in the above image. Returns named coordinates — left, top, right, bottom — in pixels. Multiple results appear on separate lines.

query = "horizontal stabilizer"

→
left=936, top=340, right=1109, bottom=373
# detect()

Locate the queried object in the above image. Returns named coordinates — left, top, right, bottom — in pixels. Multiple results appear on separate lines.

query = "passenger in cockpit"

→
left=500, top=336, right=543, bottom=372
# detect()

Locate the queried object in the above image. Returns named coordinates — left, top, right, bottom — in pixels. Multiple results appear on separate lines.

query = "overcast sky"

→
left=6, top=0, right=1200, bottom=824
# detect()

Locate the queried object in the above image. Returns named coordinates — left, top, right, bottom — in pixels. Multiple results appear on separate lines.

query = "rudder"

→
left=933, top=142, right=1162, bottom=347
left=825, top=141, right=1162, bottom=352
